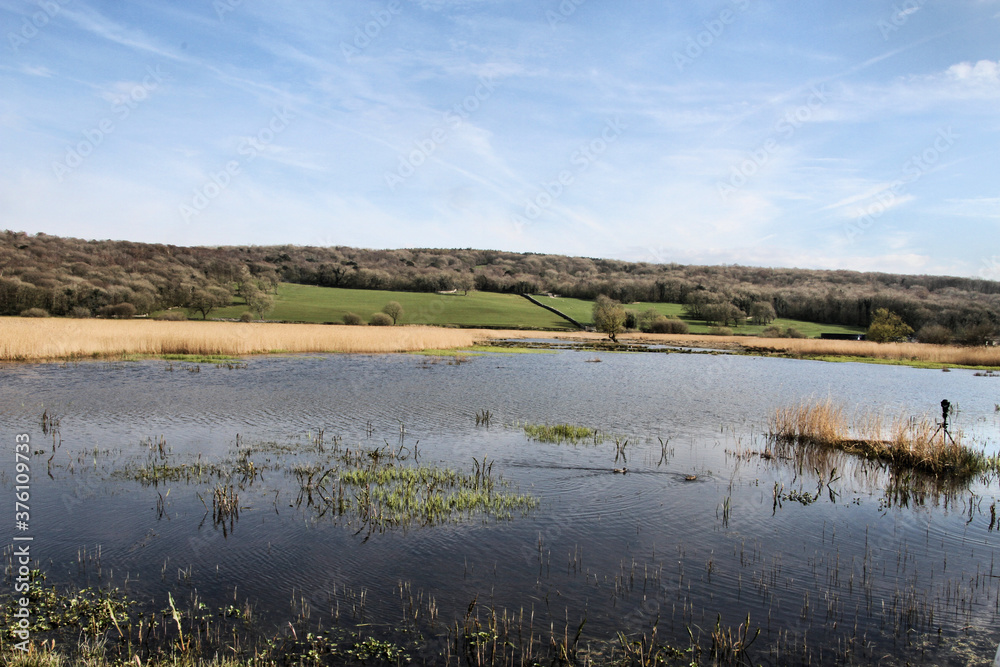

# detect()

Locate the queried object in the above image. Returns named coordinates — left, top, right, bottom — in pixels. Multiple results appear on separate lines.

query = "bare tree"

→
left=382, top=301, right=403, bottom=324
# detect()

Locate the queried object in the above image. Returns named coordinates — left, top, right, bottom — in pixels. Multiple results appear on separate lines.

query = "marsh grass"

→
left=769, top=399, right=989, bottom=477
left=0, top=318, right=498, bottom=361
left=303, top=447, right=537, bottom=531
left=522, top=423, right=603, bottom=444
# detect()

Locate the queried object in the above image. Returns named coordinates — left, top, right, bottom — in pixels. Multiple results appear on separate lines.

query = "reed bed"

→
left=0, top=317, right=502, bottom=360
left=743, top=337, right=1000, bottom=367
left=626, top=332, right=1000, bottom=367
left=769, top=399, right=987, bottom=477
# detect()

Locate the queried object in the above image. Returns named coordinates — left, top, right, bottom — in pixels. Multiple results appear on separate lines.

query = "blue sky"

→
left=1, top=1, right=998, bottom=277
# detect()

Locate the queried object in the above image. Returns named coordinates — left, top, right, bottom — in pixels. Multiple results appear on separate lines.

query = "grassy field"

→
left=533, top=295, right=866, bottom=337
left=209, top=283, right=575, bottom=329
left=205, top=284, right=866, bottom=337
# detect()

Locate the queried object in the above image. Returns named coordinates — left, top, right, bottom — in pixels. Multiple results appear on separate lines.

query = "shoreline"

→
left=1, top=318, right=997, bottom=369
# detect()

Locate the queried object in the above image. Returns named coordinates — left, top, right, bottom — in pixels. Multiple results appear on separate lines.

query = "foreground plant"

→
left=768, top=399, right=989, bottom=478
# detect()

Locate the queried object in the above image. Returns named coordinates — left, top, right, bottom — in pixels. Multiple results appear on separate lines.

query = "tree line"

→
left=1, top=230, right=997, bottom=340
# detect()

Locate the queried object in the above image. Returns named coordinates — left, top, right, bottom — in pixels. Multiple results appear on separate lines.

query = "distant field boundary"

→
left=520, top=294, right=586, bottom=329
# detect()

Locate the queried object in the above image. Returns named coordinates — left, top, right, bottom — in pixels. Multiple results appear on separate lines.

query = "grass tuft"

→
left=522, top=423, right=602, bottom=444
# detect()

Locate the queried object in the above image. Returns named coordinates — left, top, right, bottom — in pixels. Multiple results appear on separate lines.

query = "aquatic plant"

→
left=522, top=422, right=602, bottom=444
left=474, top=409, right=492, bottom=426
left=768, top=399, right=989, bottom=478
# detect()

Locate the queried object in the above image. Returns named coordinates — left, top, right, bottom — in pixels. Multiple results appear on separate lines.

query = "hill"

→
left=0, top=230, right=996, bottom=341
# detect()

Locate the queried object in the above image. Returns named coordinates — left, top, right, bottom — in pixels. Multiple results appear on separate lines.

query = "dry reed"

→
left=5, top=318, right=997, bottom=367
left=769, top=399, right=985, bottom=477
left=628, top=333, right=1000, bottom=367
left=0, top=317, right=505, bottom=361
left=742, top=337, right=1000, bottom=367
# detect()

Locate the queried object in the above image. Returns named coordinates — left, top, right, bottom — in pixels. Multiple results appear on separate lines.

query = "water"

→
left=2, top=348, right=999, bottom=664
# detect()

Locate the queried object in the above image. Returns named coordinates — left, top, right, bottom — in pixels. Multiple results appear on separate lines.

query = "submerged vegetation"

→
left=300, top=447, right=537, bottom=530
left=768, top=399, right=995, bottom=478
left=110, top=435, right=537, bottom=533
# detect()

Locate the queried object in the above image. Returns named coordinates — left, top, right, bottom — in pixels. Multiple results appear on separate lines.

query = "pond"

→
left=2, top=346, right=999, bottom=665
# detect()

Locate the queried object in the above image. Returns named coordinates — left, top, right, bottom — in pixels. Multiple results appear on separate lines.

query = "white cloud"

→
left=946, top=59, right=1000, bottom=85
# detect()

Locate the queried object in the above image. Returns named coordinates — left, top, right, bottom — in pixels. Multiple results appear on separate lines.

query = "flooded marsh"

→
left=2, top=345, right=999, bottom=665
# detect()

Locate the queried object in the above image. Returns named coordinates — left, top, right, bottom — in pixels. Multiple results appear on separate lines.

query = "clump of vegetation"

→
left=297, top=447, right=536, bottom=531
left=69, top=306, right=92, bottom=318
left=593, top=295, right=626, bottom=341
left=647, top=314, right=689, bottom=334
left=20, top=307, right=48, bottom=317
left=98, top=303, right=137, bottom=319
left=866, top=308, right=913, bottom=343
left=342, top=312, right=362, bottom=325
left=369, top=312, right=393, bottom=326
left=522, top=423, right=601, bottom=444
left=238, top=311, right=254, bottom=322
left=708, top=325, right=733, bottom=336
left=917, top=323, right=952, bottom=345
left=768, top=399, right=990, bottom=478
left=0, top=570, right=132, bottom=645
left=749, top=301, right=776, bottom=325
left=957, top=321, right=998, bottom=346
left=760, top=325, right=805, bottom=339
left=382, top=301, right=403, bottom=324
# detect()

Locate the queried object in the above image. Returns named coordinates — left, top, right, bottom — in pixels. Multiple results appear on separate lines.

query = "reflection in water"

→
left=1, top=348, right=999, bottom=664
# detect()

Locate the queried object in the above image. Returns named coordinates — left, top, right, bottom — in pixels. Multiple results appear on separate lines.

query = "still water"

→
left=2, top=347, right=999, bottom=664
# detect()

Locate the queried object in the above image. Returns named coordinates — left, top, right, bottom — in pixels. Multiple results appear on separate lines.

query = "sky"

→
left=1, top=1, right=998, bottom=278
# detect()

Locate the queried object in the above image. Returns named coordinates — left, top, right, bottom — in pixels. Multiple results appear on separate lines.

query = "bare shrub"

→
left=97, top=303, right=136, bottom=319
left=917, top=324, right=952, bottom=345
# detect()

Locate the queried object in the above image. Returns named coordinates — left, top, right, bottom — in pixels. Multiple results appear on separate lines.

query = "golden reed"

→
left=631, top=333, right=1000, bottom=367
left=0, top=317, right=508, bottom=361
left=769, top=399, right=985, bottom=477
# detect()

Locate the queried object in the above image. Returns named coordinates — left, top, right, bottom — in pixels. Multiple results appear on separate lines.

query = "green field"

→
left=211, top=284, right=576, bottom=329
left=201, top=283, right=865, bottom=337
left=533, top=295, right=866, bottom=337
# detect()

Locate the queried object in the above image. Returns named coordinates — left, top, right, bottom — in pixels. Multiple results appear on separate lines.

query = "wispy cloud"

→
left=1, top=1, right=998, bottom=276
